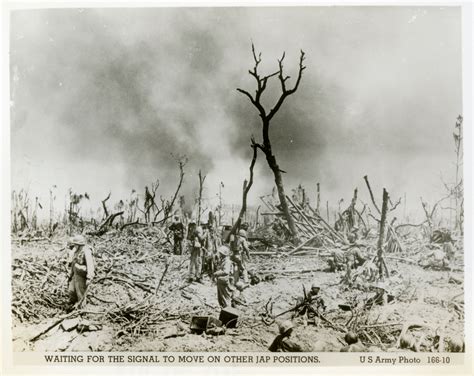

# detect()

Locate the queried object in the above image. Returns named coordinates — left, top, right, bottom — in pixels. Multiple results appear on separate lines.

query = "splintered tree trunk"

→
left=236, top=45, right=305, bottom=243
left=197, top=170, right=206, bottom=225
left=228, top=143, right=258, bottom=241
left=377, top=189, right=389, bottom=279
left=265, top=151, right=298, bottom=239
left=316, top=183, right=320, bottom=214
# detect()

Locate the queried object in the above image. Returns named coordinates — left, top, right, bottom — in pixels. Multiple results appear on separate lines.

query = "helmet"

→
left=68, top=235, right=86, bottom=246
left=278, top=320, right=294, bottom=335
left=218, top=245, right=229, bottom=256
left=400, top=334, right=414, bottom=349
left=448, top=337, right=464, bottom=352
left=241, top=222, right=249, bottom=230
left=311, top=282, right=320, bottom=291
left=238, top=229, right=247, bottom=238
left=344, top=331, right=358, bottom=345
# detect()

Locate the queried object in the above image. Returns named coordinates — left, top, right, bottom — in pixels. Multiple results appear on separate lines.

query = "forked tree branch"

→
left=237, top=44, right=306, bottom=123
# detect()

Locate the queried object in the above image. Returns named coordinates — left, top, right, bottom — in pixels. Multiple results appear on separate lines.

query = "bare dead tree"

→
left=363, top=175, right=380, bottom=214
left=11, top=191, right=18, bottom=233
left=326, top=201, right=329, bottom=222
left=453, top=115, right=463, bottom=232
left=156, top=156, right=187, bottom=222
left=316, top=182, right=320, bottom=214
left=32, top=197, right=41, bottom=230
left=144, top=180, right=160, bottom=223
left=101, top=192, right=111, bottom=219
left=420, top=195, right=450, bottom=239
left=48, top=186, right=57, bottom=236
left=237, top=43, right=306, bottom=241
left=126, top=190, right=138, bottom=223
left=197, top=170, right=206, bottom=225
left=68, top=190, right=89, bottom=226
left=218, top=181, right=224, bottom=226
left=227, top=139, right=258, bottom=241
left=376, top=189, right=390, bottom=280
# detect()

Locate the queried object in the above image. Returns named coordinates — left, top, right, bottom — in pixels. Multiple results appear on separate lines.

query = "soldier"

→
left=307, top=284, right=326, bottom=311
left=213, top=245, right=234, bottom=308
left=294, top=283, right=326, bottom=325
left=240, top=222, right=250, bottom=232
left=188, top=225, right=205, bottom=283
left=327, top=249, right=345, bottom=272
left=268, top=320, right=304, bottom=352
left=66, top=235, right=95, bottom=311
left=340, top=332, right=367, bottom=352
left=169, top=215, right=185, bottom=255
left=185, top=220, right=195, bottom=255
left=204, top=225, right=221, bottom=279
left=344, top=233, right=366, bottom=269
left=231, top=229, right=250, bottom=283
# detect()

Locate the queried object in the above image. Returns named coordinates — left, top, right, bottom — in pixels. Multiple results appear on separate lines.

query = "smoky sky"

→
left=10, top=7, right=462, bottom=220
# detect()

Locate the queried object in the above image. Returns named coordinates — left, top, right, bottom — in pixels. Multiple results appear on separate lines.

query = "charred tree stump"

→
left=376, top=189, right=390, bottom=279
left=101, top=192, right=111, bottom=219
left=316, top=182, right=320, bottom=214
left=197, top=170, right=206, bottom=225
left=228, top=142, right=258, bottom=241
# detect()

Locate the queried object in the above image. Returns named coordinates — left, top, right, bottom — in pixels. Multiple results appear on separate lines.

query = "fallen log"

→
left=385, top=255, right=417, bottom=264
left=288, top=235, right=319, bottom=255
left=121, top=220, right=147, bottom=230
left=250, top=251, right=279, bottom=256
left=360, top=322, right=403, bottom=329
left=30, top=311, right=80, bottom=342
left=87, top=211, right=124, bottom=236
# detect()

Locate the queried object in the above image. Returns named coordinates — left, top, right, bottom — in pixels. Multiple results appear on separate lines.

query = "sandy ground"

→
left=11, top=233, right=464, bottom=352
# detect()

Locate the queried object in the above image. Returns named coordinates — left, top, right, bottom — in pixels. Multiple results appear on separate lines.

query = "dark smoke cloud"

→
left=10, top=7, right=462, bottom=220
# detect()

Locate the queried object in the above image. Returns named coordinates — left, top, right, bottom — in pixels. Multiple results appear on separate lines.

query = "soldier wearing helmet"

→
left=66, top=234, right=95, bottom=311
left=188, top=225, right=206, bottom=283
left=268, top=320, right=304, bottom=352
left=213, top=246, right=235, bottom=308
left=169, top=215, right=185, bottom=255
left=294, top=282, right=326, bottom=324
left=340, top=331, right=366, bottom=352
left=231, top=229, right=250, bottom=284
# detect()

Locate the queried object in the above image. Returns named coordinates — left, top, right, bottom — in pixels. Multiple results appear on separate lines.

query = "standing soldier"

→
left=188, top=225, right=205, bottom=283
left=204, top=225, right=220, bottom=279
left=344, top=232, right=366, bottom=269
left=169, top=215, right=185, bottom=255
left=66, top=235, right=94, bottom=311
left=200, top=224, right=210, bottom=277
left=213, top=245, right=235, bottom=308
left=186, top=221, right=197, bottom=254
left=232, top=229, right=250, bottom=284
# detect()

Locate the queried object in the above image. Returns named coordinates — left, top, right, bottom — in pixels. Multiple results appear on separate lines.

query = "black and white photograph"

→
left=3, top=3, right=471, bottom=368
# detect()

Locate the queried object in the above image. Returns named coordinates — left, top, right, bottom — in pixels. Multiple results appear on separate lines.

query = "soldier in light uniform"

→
left=66, top=235, right=95, bottom=311
left=213, top=246, right=235, bottom=308
left=188, top=225, right=205, bottom=283
left=231, top=229, right=250, bottom=284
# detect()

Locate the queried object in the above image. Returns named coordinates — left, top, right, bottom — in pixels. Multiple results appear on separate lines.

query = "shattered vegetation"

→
left=11, top=179, right=465, bottom=353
